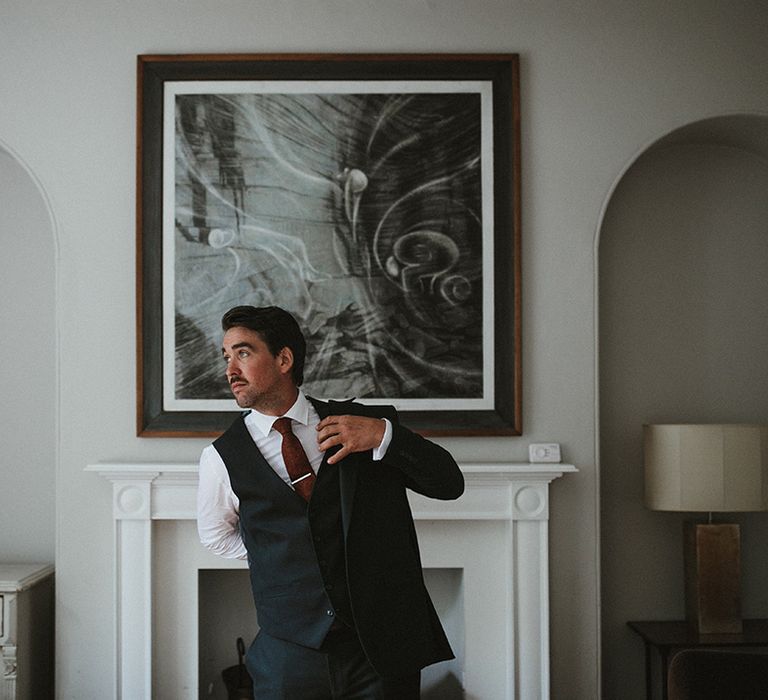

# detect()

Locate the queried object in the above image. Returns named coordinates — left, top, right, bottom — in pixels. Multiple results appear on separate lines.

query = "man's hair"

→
left=221, top=305, right=306, bottom=386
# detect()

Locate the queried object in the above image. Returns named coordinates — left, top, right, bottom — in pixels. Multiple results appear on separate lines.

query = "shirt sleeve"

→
left=371, top=418, right=393, bottom=461
left=197, top=444, right=247, bottom=560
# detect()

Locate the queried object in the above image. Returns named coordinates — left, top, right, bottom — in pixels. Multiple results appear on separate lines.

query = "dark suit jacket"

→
left=308, top=396, right=464, bottom=677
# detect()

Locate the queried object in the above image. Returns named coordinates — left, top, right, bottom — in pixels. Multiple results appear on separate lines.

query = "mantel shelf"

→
left=86, top=461, right=577, bottom=477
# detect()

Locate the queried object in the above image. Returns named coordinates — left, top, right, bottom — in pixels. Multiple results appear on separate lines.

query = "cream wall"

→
left=2, top=1, right=768, bottom=698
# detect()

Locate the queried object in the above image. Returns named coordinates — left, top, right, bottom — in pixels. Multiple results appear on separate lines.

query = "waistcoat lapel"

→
left=219, top=414, right=303, bottom=500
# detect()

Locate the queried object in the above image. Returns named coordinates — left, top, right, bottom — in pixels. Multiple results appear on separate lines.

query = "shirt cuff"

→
left=372, top=418, right=392, bottom=461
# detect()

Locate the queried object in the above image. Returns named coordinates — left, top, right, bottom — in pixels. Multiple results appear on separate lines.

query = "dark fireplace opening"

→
left=198, top=568, right=465, bottom=699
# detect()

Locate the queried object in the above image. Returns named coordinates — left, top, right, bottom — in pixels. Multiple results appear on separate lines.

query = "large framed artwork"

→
left=137, top=53, right=521, bottom=437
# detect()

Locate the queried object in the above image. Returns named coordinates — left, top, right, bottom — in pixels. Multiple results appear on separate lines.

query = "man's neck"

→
left=250, top=387, right=300, bottom=417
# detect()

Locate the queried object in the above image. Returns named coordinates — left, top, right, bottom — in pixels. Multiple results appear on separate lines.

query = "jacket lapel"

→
left=308, top=396, right=358, bottom=539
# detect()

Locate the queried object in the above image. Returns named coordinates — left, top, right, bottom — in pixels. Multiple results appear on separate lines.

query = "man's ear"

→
left=277, top=346, right=294, bottom=375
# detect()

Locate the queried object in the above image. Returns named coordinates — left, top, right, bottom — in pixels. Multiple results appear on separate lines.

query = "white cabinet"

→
left=0, top=565, right=54, bottom=700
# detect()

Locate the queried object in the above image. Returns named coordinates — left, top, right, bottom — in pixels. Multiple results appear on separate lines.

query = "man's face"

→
left=222, top=326, right=294, bottom=410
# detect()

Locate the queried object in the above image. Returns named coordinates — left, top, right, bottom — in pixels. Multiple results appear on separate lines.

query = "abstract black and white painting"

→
left=138, top=55, right=520, bottom=436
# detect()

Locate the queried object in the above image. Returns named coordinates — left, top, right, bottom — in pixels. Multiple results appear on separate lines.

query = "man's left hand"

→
left=316, top=415, right=385, bottom=464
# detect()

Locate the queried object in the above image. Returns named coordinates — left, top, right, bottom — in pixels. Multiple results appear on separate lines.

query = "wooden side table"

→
left=627, top=619, right=768, bottom=700
left=0, top=564, right=55, bottom=700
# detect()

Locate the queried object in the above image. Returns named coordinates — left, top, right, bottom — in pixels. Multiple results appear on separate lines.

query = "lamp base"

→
left=684, top=522, right=742, bottom=634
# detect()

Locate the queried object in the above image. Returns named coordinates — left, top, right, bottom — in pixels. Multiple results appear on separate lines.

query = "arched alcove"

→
left=598, top=114, right=768, bottom=699
left=0, top=145, right=57, bottom=562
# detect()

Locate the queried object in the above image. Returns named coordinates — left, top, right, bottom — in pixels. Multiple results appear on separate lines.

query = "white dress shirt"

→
left=197, top=391, right=392, bottom=560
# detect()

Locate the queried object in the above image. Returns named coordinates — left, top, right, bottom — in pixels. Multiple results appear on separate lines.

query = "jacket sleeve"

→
left=327, top=398, right=464, bottom=501
left=382, top=419, right=464, bottom=501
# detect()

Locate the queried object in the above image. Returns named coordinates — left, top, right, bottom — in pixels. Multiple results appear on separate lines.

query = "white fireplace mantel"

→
left=87, top=461, right=575, bottom=700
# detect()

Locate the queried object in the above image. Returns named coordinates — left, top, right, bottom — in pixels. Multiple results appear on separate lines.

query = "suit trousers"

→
left=245, top=628, right=421, bottom=700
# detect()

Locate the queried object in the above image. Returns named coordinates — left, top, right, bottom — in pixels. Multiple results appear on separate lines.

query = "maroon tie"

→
left=273, top=417, right=316, bottom=501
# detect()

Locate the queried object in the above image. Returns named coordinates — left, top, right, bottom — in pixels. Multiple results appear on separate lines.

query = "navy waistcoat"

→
left=213, top=415, right=352, bottom=649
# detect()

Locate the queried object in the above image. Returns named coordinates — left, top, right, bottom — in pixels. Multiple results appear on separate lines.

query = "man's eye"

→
left=238, top=350, right=249, bottom=358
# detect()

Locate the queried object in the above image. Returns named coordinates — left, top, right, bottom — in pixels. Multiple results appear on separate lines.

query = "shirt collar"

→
left=245, top=390, right=310, bottom=437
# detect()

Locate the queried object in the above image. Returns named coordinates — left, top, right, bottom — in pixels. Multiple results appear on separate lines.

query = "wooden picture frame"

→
left=137, top=53, right=521, bottom=436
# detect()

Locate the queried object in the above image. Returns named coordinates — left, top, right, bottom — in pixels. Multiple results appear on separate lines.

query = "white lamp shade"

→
left=644, top=424, right=768, bottom=512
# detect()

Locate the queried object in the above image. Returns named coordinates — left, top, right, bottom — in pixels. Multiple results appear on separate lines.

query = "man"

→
left=197, top=305, right=464, bottom=699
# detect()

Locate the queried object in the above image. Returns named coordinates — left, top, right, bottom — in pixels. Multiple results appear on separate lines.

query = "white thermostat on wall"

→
left=529, top=443, right=561, bottom=463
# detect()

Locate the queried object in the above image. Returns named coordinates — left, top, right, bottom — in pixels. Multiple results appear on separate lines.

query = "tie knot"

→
left=273, top=417, right=293, bottom=436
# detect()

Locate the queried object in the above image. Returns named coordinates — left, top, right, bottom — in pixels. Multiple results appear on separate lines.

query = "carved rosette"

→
left=113, top=481, right=152, bottom=520
left=2, top=645, right=17, bottom=680
left=511, top=483, right=549, bottom=520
